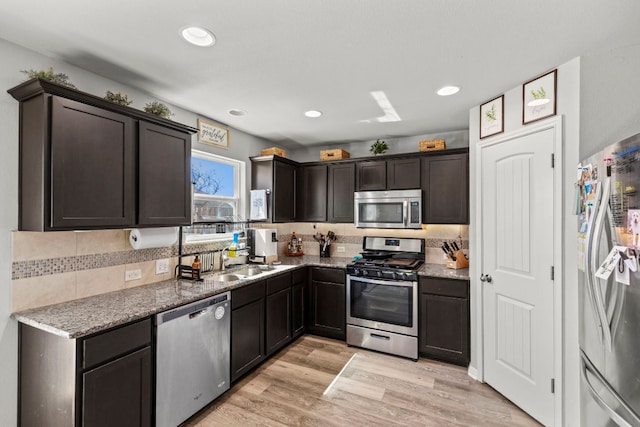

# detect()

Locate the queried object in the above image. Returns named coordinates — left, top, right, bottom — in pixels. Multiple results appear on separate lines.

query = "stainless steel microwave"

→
left=354, top=189, right=422, bottom=229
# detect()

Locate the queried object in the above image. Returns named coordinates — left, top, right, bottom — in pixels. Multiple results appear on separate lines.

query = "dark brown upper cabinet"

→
left=8, top=78, right=196, bottom=231
left=138, top=122, right=191, bottom=226
left=327, top=162, right=355, bottom=223
left=421, top=153, right=469, bottom=224
left=387, top=158, right=421, bottom=190
left=251, top=155, right=298, bottom=222
left=356, top=160, right=386, bottom=191
left=298, top=164, right=327, bottom=222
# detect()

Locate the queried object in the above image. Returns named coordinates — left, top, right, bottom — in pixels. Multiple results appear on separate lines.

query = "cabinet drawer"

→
left=232, top=280, right=266, bottom=309
left=311, top=267, right=345, bottom=284
left=267, top=272, right=291, bottom=295
left=292, top=267, right=307, bottom=285
left=82, top=318, right=151, bottom=370
left=420, top=277, right=469, bottom=298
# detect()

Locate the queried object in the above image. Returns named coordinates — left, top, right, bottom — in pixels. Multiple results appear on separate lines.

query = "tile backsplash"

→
left=256, top=222, right=469, bottom=263
left=11, top=223, right=468, bottom=312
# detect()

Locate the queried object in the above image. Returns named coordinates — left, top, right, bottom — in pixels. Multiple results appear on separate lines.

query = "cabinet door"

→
left=327, top=163, right=355, bottom=222
left=309, top=280, right=345, bottom=340
left=387, top=158, right=421, bottom=190
left=418, top=278, right=470, bottom=366
left=356, top=161, right=386, bottom=191
left=82, top=347, right=151, bottom=427
left=138, top=121, right=191, bottom=226
left=231, top=299, right=265, bottom=382
left=421, top=153, right=469, bottom=224
left=273, top=160, right=297, bottom=222
left=266, top=288, right=292, bottom=356
left=292, top=282, right=306, bottom=338
left=299, top=165, right=327, bottom=221
left=50, top=96, right=135, bottom=229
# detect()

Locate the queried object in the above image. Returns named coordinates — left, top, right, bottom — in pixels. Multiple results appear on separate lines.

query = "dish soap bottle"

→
left=192, top=255, right=201, bottom=280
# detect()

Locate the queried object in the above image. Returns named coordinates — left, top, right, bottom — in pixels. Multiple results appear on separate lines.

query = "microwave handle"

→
left=403, top=201, right=408, bottom=227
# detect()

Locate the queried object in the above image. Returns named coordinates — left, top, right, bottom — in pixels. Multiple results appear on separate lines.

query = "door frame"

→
left=471, top=116, right=564, bottom=426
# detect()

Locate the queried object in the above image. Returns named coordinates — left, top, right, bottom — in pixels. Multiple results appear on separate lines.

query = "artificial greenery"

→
left=144, top=101, right=172, bottom=119
left=21, top=67, right=76, bottom=88
left=370, top=139, right=389, bottom=155
left=104, top=90, right=132, bottom=106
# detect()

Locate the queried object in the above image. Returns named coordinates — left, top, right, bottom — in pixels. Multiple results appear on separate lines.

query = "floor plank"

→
left=186, top=336, right=542, bottom=427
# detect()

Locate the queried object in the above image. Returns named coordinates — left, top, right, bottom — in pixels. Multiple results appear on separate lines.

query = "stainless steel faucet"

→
left=220, top=247, right=230, bottom=271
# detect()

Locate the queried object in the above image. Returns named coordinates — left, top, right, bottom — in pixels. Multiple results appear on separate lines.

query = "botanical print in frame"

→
left=197, top=118, right=229, bottom=149
left=480, top=95, right=504, bottom=139
left=523, top=69, right=557, bottom=124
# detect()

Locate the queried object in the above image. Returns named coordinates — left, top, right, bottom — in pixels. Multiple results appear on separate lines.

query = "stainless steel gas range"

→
left=345, top=236, right=424, bottom=360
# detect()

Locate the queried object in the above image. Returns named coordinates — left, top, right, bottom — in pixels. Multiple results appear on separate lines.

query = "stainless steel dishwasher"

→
left=155, top=292, right=230, bottom=427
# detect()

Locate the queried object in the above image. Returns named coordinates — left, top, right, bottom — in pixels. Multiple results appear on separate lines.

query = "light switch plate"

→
left=125, top=269, right=142, bottom=281
left=156, top=259, right=170, bottom=274
left=337, top=246, right=346, bottom=253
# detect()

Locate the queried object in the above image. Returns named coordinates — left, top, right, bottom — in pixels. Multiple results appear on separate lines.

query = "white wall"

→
left=468, top=57, right=581, bottom=425
left=0, top=37, right=274, bottom=425
left=579, top=44, right=640, bottom=159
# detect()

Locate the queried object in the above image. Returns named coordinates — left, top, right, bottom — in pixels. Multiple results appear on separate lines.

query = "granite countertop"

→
left=12, top=256, right=466, bottom=339
left=419, top=263, right=470, bottom=281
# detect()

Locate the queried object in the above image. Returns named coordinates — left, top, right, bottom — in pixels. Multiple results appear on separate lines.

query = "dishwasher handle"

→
left=156, top=292, right=230, bottom=325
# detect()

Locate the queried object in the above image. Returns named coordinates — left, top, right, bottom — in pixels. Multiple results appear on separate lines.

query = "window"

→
left=186, top=149, right=246, bottom=241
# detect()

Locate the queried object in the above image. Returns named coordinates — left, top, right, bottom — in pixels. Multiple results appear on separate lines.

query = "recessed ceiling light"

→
left=437, top=86, right=460, bottom=96
left=527, top=98, right=550, bottom=107
left=228, top=109, right=247, bottom=116
left=304, top=110, right=323, bottom=118
left=181, top=26, right=215, bottom=47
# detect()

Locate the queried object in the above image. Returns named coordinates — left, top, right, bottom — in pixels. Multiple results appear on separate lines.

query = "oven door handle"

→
left=348, top=275, right=416, bottom=287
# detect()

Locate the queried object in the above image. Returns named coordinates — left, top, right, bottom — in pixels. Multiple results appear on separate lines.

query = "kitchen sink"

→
left=216, top=274, right=243, bottom=282
left=234, top=266, right=263, bottom=276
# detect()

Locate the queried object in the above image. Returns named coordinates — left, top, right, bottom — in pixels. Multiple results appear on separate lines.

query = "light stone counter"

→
left=12, top=256, right=465, bottom=339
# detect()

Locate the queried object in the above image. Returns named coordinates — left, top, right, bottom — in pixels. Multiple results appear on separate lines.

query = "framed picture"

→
left=479, top=95, right=504, bottom=139
left=197, top=118, right=229, bottom=149
left=522, top=69, right=557, bottom=124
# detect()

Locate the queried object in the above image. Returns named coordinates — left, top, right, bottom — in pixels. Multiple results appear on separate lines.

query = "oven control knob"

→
left=376, top=271, right=382, bottom=278
left=354, top=269, right=360, bottom=276
left=397, top=272, right=405, bottom=280
left=362, top=270, right=368, bottom=276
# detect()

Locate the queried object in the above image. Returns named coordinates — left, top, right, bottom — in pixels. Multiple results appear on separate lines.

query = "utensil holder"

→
left=446, top=250, right=469, bottom=269
left=320, top=244, right=330, bottom=258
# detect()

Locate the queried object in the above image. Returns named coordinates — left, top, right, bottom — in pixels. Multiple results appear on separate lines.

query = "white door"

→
left=481, top=127, right=556, bottom=426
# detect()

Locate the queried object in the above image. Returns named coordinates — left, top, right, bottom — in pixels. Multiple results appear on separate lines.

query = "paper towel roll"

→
left=129, top=227, right=178, bottom=250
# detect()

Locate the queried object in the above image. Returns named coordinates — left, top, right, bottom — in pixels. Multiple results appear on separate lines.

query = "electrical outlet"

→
left=155, top=259, right=170, bottom=274
left=337, top=246, right=346, bottom=253
left=125, top=269, right=142, bottom=281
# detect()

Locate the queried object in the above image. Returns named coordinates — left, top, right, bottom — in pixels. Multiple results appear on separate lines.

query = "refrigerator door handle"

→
left=581, top=351, right=640, bottom=427
left=584, top=182, right=606, bottom=343
left=590, top=176, right=614, bottom=352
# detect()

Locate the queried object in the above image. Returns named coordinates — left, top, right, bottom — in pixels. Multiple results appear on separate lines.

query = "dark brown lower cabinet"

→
left=82, top=347, right=151, bottom=427
left=18, top=318, right=152, bottom=427
left=231, top=281, right=266, bottom=382
left=418, top=277, right=470, bottom=366
left=291, top=268, right=308, bottom=339
left=265, top=272, right=293, bottom=356
left=308, top=267, right=346, bottom=340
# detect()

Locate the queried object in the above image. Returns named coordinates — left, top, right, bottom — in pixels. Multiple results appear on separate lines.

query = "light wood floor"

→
left=186, top=335, right=541, bottom=426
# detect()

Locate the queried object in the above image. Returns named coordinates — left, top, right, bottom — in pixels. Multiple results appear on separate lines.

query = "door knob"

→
left=480, top=274, right=493, bottom=283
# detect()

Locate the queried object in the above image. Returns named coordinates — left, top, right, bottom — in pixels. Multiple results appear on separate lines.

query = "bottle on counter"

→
left=192, top=255, right=201, bottom=280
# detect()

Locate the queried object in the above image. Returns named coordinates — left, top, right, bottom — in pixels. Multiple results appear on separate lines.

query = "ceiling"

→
left=1, top=1, right=639, bottom=149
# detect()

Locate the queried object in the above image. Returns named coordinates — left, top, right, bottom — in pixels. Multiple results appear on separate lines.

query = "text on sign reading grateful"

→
left=201, top=124, right=227, bottom=143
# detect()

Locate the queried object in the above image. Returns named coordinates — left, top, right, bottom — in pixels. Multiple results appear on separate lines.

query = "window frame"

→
left=185, top=149, right=246, bottom=242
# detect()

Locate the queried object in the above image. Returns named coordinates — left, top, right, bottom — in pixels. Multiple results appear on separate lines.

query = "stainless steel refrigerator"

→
left=579, top=132, right=640, bottom=426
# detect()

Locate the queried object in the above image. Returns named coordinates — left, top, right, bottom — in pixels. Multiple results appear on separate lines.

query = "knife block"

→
left=446, top=250, right=469, bottom=269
